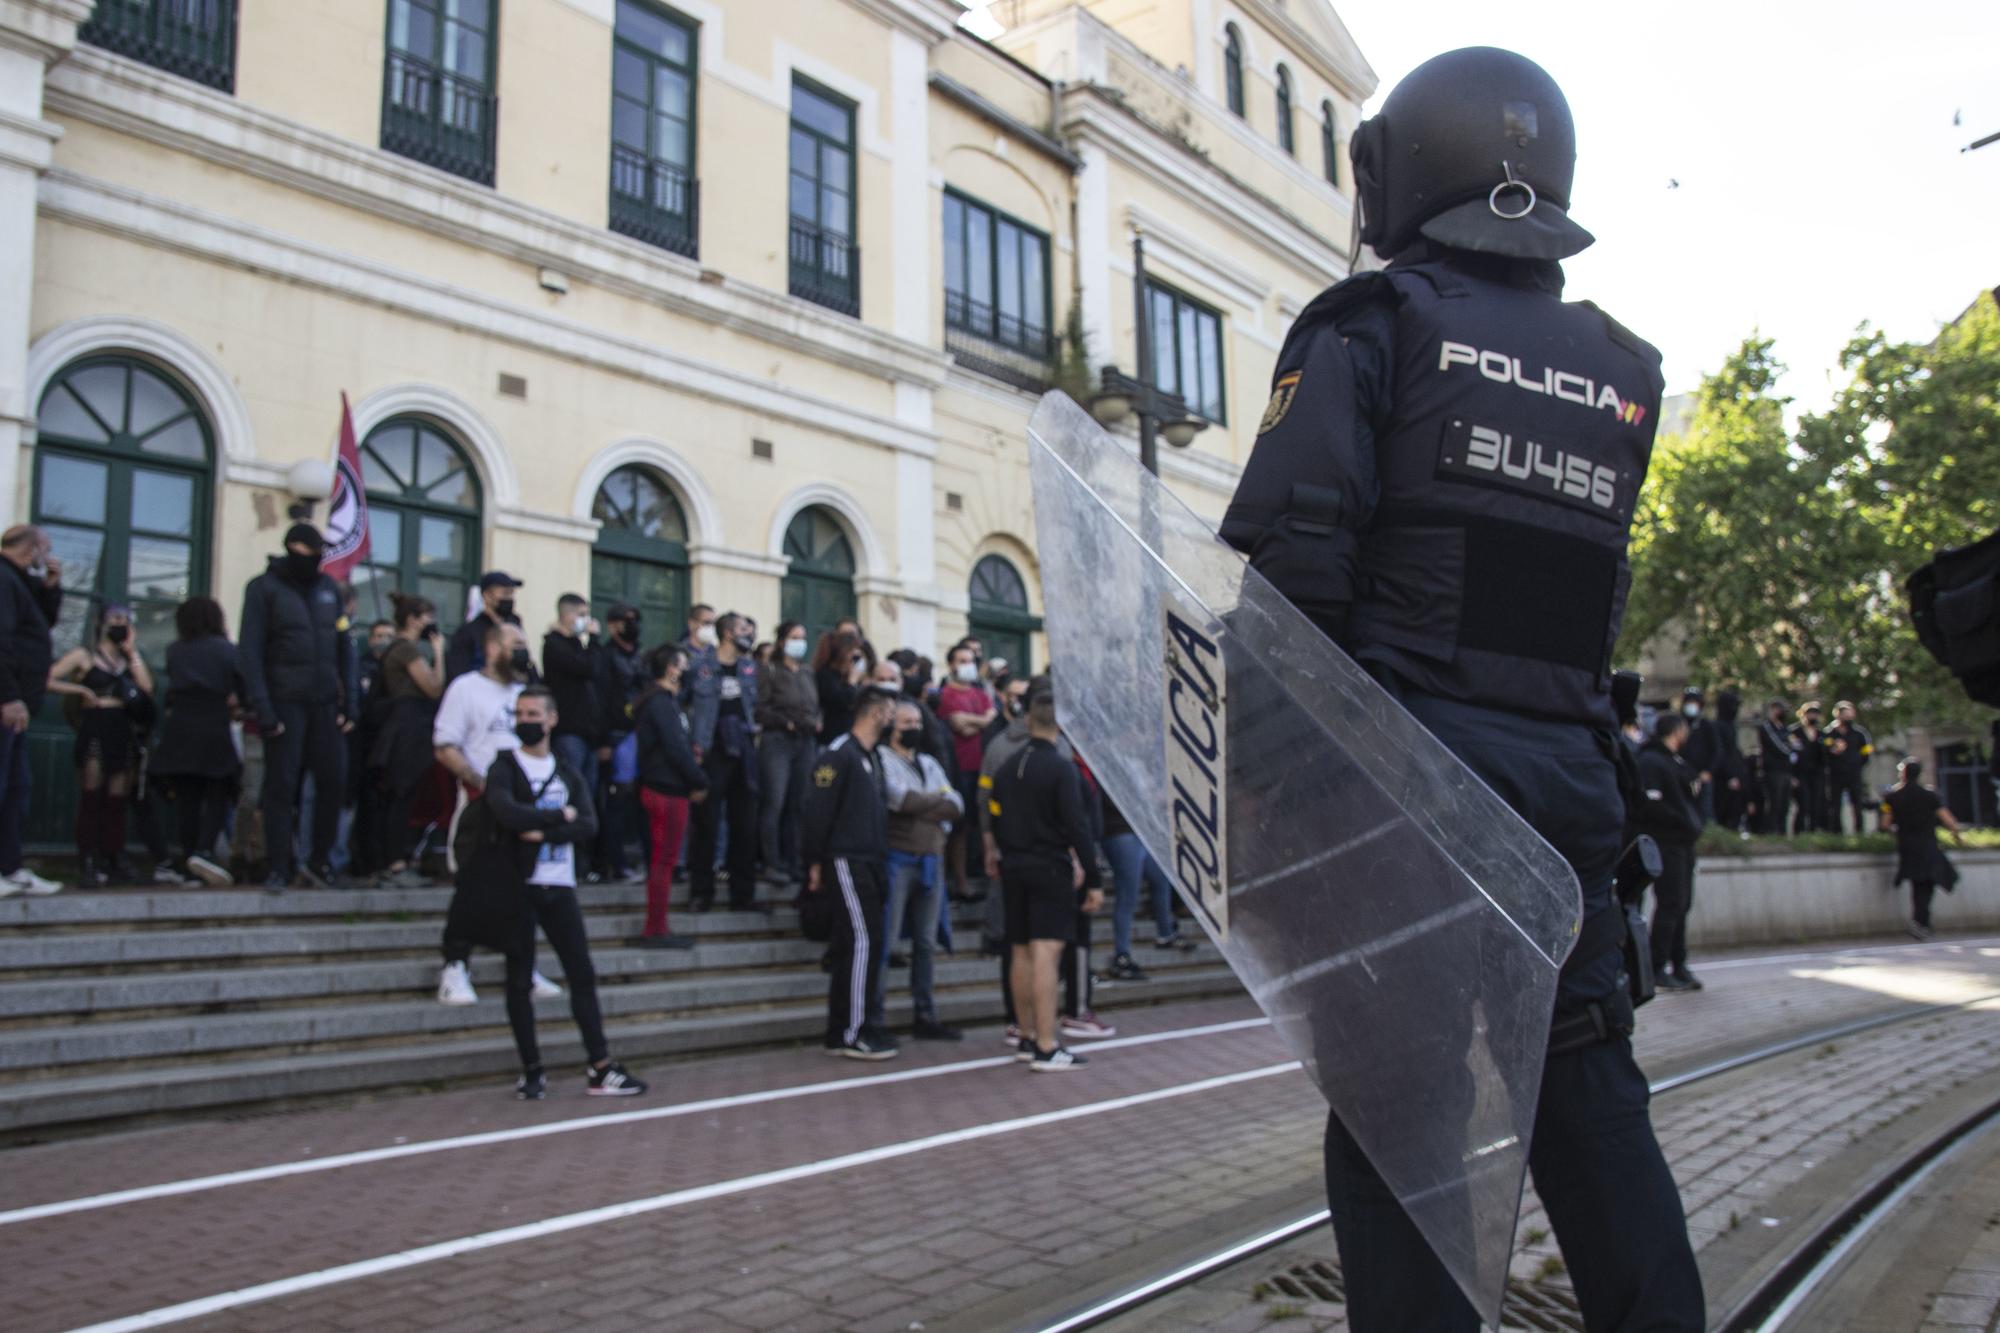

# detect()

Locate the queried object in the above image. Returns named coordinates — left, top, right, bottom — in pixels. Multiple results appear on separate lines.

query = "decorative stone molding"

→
left=347, top=382, right=521, bottom=510
left=25, top=313, right=258, bottom=463
left=766, top=481, right=891, bottom=582
left=569, top=437, right=728, bottom=550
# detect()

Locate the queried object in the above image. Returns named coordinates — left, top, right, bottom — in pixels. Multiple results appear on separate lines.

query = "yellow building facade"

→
left=1, top=0, right=1371, bottom=828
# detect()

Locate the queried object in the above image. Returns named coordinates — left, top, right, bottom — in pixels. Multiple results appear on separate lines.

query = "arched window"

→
left=1275, top=65, right=1295, bottom=156
left=967, top=553, right=1041, bottom=676
left=779, top=506, right=857, bottom=642
left=1223, top=24, right=1244, bottom=118
left=590, top=464, right=690, bottom=635
left=354, top=417, right=482, bottom=632
left=1321, top=100, right=1339, bottom=187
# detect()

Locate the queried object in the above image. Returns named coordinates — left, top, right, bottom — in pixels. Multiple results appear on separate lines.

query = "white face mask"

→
left=1681, top=703, right=1700, bottom=719
left=954, top=662, right=978, bottom=684
left=695, top=624, right=718, bottom=647
left=784, top=637, right=808, bottom=661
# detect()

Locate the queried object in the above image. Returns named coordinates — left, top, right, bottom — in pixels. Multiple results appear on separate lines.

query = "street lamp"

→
left=1088, top=230, right=1209, bottom=475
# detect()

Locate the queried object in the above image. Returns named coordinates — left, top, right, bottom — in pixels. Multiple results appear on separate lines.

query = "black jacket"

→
left=150, top=635, right=245, bottom=778
left=452, top=749, right=599, bottom=952
left=0, top=559, right=61, bottom=711
left=800, top=732, right=888, bottom=864
left=1681, top=715, right=1722, bottom=778
left=238, top=558, right=347, bottom=724
left=990, top=736, right=1102, bottom=886
left=1826, top=721, right=1873, bottom=779
left=1757, top=715, right=1796, bottom=771
left=542, top=631, right=605, bottom=744
left=635, top=687, right=706, bottom=796
left=446, top=610, right=518, bottom=682
left=1789, top=723, right=1828, bottom=777
left=1632, top=740, right=1703, bottom=847
left=599, top=638, right=648, bottom=736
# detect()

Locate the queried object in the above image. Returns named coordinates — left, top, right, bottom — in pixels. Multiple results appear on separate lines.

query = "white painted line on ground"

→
left=65, top=1060, right=1307, bottom=1333
left=1, top=1017, right=1274, bottom=1228
left=1697, top=936, right=2000, bottom=971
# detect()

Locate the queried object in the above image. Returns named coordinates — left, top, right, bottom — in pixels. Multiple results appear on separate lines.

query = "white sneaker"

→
left=531, top=971, right=564, bottom=1000
left=11, top=868, right=63, bottom=897
left=437, top=961, right=478, bottom=1005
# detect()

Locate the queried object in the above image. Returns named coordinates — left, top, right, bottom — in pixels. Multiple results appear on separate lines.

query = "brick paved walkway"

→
left=5, top=935, right=1999, bottom=1332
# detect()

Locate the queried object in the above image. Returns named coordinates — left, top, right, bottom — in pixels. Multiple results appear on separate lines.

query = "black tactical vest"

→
left=1351, top=262, right=1663, bottom=725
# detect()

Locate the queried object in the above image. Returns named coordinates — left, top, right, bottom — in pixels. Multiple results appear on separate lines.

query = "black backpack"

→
left=1908, top=528, right=2000, bottom=707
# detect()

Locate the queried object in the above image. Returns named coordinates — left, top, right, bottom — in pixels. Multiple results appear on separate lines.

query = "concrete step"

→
left=0, top=944, right=1229, bottom=1075
left=0, top=964, right=1246, bottom=1134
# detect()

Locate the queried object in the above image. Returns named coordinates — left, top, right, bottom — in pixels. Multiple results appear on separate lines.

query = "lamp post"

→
left=1089, top=231, right=1208, bottom=475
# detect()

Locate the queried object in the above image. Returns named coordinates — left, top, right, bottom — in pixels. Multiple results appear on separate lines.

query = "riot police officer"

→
left=1222, top=47, right=1703, bottom=1333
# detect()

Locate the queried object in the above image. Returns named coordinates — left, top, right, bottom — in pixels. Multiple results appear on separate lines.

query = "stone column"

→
left=0, top=0, right=88, bottom=522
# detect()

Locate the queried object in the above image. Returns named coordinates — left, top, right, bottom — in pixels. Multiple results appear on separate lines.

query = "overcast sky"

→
left=967, top=2, right=2000, bottom=408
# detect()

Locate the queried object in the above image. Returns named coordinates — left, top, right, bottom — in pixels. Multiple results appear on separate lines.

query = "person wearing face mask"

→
left=1825, top=701, right=1876, bottom=835
left=880, top=699, right=963, bottom=1040
left=681, top=603, right=718, bottom=657
left=1676, top=687, right=1721, bottom=827
left=982, top=676, right=1030, bottom=751
left=811, top=628, right=869, bottom=745
left=368, top=594, right=444, bottom=886
left=238, top=524, right=350, bottom=892
left=1790, top=702, right=1830, bottom=833
left=148, top=597, right=245, bottom=887
left=594, top=602, right=650, bottom=885
left=0, top=525, right=65, bottom=897
left=755, top=620, right=822, bottom=891
left=1632, top=712, right=1705, bottom=992
left=1757, top=699, right=1797, bottom=836
left=542, top=594, right=608, bottom=874
left=686, top=611, right=761, bottom=911
left=630, top=645, right=706, bottom=948
left=48, top=602, right=156, bottom=886
left=444, top=571, right=523, bottom=682
left=454, top=685, right=645, bottom=1099
left=938, top=643, right=996, bottom=902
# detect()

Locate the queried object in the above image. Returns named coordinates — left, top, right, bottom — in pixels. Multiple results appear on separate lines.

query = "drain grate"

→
left=1258, top=1259, right=1587, bottom=1332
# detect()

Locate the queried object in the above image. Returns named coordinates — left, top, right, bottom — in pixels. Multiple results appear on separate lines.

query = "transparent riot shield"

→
left=1028, top=393, right=1581, bottom=1326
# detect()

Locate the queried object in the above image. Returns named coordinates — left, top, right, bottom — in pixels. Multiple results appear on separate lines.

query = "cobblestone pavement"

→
left=5, top=935, right=2000, bottom=1332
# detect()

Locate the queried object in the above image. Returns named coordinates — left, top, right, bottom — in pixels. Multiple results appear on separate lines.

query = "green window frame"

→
left=609, top=0, right=699, bottom=257
left=589, top=464, right=690, bottom=636
left=1275, top=64, right=1295, bottom=155
left=1223, top=24, right=1244, bottom=118
left=1321, top=100, right=1339, bottom=187
left=943, top=190, right=1052, bottom=357
left=779, top=506, right=857, bottom=644
left=79, top=0, right=238, bottom=93
left=1145, top=280, right=1227, bottom=424
left=787, top=75, right=859, bottom=316
left=966, top=554, right=1041, bottom=677
left=382, top=0, right=499, bottom=186
left=352, top=417, right=483, bottom=633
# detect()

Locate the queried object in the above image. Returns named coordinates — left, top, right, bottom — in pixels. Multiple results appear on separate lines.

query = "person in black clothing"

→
left=1676, top=687, right=1721, bottom=827
left=1825, top=701, right=1876, bottom=835
left=1710, top=690, right=1749, bottom=833
left=1790, top=701, right=1830, bottom=833
left=1882, top=759, right=1965, bottom=942
left=46, top=601, right=155, bottom=886
left=630, top=645, right=706, bottom=949
left=238, top=524, right=350, bottom=892
left=812, top=628, right=868, bottom=745
left=988, top=680, right=1103, bottom=1072
left=801, top=682, right=901, bottom=1060
left=687, top=611, right=761, bottom=911
left=1757, top=699, right=1797, bottom=835
left=542, top=593, right=606, bottom=869
left=1, top=525, right=65, bottom=897
left=592, top=602, right=649, bottom=882
left=444, top=570, right=522, bottom=681
left=1634, top=713, right=1705, bottom=991
left=149, top=597, right=245, bottom=886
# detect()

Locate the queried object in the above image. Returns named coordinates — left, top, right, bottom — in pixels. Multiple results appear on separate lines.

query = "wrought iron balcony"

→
left=80, top=0, right=237, bottom=93
left=944, top=292, right=1056, bottom=393
left=609, top=147, right=699, bottom=259
left=788, top=219, right=860, bottom=318
left=381, top=50, right=497, bottom=186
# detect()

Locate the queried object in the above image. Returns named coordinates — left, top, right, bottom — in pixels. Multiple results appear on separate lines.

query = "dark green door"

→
left=27, top=355, right=215, bottom=850
left=779, top=506, right=856, bottom=643
left=967, top=553, right=1039, bottom=677
left=351, top=417, right=482, bottom=632
left=588, top=464, right=689, bottom=639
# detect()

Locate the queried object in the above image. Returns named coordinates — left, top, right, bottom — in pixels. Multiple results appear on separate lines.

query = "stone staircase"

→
left=0, top=883, right=1240, bottom=1137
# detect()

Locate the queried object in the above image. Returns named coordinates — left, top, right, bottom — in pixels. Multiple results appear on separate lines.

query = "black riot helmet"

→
left=1350, top=47, right=1593, bottom=262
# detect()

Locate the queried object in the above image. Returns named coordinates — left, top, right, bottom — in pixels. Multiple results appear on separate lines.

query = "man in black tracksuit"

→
left=1677, top=687, right=1721, bottom=827
left=1757, top=700, right=1796, bottom=835
left=239, top=524, right=351, bottom=891
left=801, top=683, right=900, bottom=1060
left=1790, top=702, right=1830, bottom=833
left=1634, top=713, right=1705, bottom=992
left=1825, top=701, right=1875, bottom=834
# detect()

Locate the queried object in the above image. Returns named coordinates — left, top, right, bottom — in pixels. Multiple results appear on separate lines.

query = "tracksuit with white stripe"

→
left=801, top=732, right=891, bottom=1048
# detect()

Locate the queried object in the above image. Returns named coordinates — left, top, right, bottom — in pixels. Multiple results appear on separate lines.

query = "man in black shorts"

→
left=988, top=678, right=1102, bottom=1071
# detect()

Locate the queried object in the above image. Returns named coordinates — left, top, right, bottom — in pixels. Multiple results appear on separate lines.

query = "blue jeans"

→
left=880, top=850, right=946, bottom=1025
left=1104, top=831, right=1174, bottom=953
left=0, top=726, right=28, bottom=875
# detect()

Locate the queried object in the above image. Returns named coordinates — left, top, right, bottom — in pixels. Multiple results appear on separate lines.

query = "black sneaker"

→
left=1674, top=967, right=1705, bottom=992
left=262, top=874, right=289, bottom=896
left=888, top=950, right=909, bottom=969
left=827, top=1035, right=899, bottom=1061
left=1104, top=953, right=1149, bottom=982
left=298, top=862, right=338, bottom=891
left=1030, top=1045, right=1087, bottom=1072
left=586, top=1061, right=648, bottom=1096
left=913, top=1019, right=963, bottom=1041
left=1015, top=1037, right=1037, bottom=1063
left=1655, top=973, right=1693, bottom=993
left=1152, top=934, right=1197, bottom=953
left=629, top=933, right=696, bottom=950
left=516, top=1069, right=547, bottom=1100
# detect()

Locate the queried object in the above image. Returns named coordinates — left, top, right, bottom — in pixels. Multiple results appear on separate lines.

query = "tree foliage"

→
left=1620, top=293, right=2000, bottom=731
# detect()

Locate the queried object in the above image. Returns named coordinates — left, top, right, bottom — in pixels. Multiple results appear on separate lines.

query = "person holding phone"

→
left=370, top=593, right=445, bottom=887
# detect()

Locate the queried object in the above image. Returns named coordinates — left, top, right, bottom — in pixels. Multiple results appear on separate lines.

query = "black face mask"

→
left=514, top=721, right=547, bottom=747
left=617, top=620, right=639, bottom=643
left=105, top=624, right=130, bottom=646
left=1007, top=699, right=1026, bottom=718
left=895, top=727, right=925, bottom=750
left=509, top=647, right=534, bottom=676
left=495, top=597, right=516, bottom=621
left=734, top=633, right=754, bottom=652
left=282, top=551, right=320, bottom=583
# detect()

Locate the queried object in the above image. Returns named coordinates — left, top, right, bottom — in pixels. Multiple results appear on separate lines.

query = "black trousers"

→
left=262, top=700, right=344, bottom=877
left=1793, top=773, right=1828, bottom=833
left=1326, top=1034, right=1703, bottom=1332
left=1828, top=774, right=1872, bottom=834
left=690, top=748, right=757, bottom=906
left=1761, top=768, right=1793, bottom=835
left=1650, top=842, right=1696, bottom=974
left=505, top=883, right=608, bottom=1071
left=1911, top=880, right=1937, bottom=928
left=170, top=776, right=233, bottom=862
left=825, top=857, right=886, bottom=1047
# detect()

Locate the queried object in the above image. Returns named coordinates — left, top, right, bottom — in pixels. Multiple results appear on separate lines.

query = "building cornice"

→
left=42, top=46, right=954, bottom=392
left=1124, top=202, right=1272, bottom=311
left=0, top=0, right=90, bottom=64
left=1225, top=0, right=1377, bottom=105
left=839, top=0, right=962, bottom=45
left=39, top=169, right=943, bottom=461
left=928, top=72, right=1080, bottom=171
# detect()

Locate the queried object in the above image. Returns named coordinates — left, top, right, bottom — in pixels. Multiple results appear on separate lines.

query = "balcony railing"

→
left=609, top=147, right=699, bottom=259
left=381, top=50, right=497, bottom=186
left=788, top=219, right=860, bottom=317
left=944, top=291, right=1056, bottom=392
left=80, top=0, right=237, bottom=93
